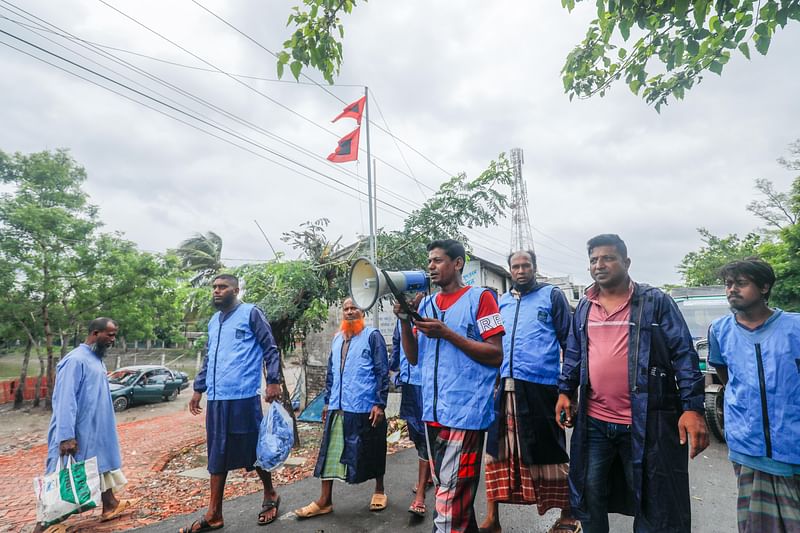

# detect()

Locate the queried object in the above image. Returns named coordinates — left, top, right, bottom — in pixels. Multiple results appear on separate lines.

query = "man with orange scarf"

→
left=294, top=297, right=390, bottom=519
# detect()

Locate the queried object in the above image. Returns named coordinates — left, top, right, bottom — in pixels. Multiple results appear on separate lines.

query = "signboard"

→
left=462, top=258, right=481, bottom=288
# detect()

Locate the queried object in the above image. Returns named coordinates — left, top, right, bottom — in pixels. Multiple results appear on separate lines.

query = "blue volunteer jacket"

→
left=709, top=310, right=800, bottom=466
left=391, top=320, right=421, bottom=386
left=205, top=303, right=264, bottom=400
left=325, top=327, right=389, bottom=413
left=417, top=287, right=500, bottom=430
left=499, top=284, right=570, bottom=385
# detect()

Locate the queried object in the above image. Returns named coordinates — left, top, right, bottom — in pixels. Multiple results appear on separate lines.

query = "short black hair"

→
left=212, top=273, right=239, bottom=287
left=427, top=239, right=466, bottom=274
left=587, top=234, right=627, bottom=258
left=718, top=258, right=776, bottom=302
left=427, top=239, right=466, bottom=263
left=87, top=317, right=117, bottom=334
left=507, top=249, right=537, bottom=269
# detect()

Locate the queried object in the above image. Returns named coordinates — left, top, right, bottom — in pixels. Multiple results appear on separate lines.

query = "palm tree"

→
left=176, top=231, right=224, bottom=287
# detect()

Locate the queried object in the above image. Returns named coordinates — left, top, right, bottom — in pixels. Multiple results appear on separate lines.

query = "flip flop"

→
left=369, top=493, right=388, bottom=512
left=408, top=501, right=426, bottom=517
left=548, top=520, right=582, bottom=533
left=294, top=501, right=333, bottom=519
left=178, top=517, right=224, bottom=533
left=258, top=496, right=280, bottom=526
left=99, top=499, right=134, bottom=522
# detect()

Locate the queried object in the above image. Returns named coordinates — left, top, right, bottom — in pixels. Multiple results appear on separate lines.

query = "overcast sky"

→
left=1, top=1, right=798, bottom=286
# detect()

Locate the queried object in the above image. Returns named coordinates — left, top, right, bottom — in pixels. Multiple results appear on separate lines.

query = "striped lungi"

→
left=426, top=424, right=484, bottom=533
left=734, top=462, right=800, bottom=533
left=485, top=388, right=570, bottom=515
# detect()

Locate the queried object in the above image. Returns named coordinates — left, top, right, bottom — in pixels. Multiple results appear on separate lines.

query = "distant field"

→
left=0, top=352, right=27, bottom=380
left=0, top=349, right=200, bottom=381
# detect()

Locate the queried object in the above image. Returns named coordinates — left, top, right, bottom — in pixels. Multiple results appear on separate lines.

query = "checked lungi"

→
left=733, top=463, right=800, bottom=533
left=484, top=381, right=571, bottom=515
left=426, top=424, right=484, bottom=533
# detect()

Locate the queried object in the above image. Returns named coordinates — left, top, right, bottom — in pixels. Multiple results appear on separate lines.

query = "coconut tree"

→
left=176, top=231, right=224, bottom=287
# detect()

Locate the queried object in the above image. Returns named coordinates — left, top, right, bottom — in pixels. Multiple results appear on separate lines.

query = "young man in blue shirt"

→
left=708, top=259, right=800, bottom=532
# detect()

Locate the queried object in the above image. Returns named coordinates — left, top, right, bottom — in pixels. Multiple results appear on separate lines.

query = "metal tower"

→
left=509, top=148, right=535, bottom=253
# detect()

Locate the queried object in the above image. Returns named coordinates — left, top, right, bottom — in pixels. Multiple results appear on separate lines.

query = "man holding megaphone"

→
left=395, top=239, right=505, bottom=533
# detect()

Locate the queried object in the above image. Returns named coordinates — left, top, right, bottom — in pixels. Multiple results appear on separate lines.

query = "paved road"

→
left=135, top=437, right=737, bottom=533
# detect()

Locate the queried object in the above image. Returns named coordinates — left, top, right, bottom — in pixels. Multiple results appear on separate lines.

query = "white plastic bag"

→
left=34, top=455, right=102, bottom=526
left=254, top=402, right=295, bottom=471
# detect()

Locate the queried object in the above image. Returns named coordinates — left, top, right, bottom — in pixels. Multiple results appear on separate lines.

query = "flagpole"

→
left=364, top=86, right=379, bottom=329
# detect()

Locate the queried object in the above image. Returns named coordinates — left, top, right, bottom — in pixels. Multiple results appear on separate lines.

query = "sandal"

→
left=369, top=492, right=388, bottom=512
left=548, top=520, right=582, bottom=533
left=294, top=501, right=332, bottom=519
left=258, top=496, right=280, bottom=526
left=178, top=517, right=224, bottom=533
left=100, top=499, right=134, bottom=522
left=408, top=501, right=426, bottom=517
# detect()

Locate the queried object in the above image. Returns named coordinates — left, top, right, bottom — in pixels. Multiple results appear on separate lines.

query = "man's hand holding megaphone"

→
left=393, top=292, right=424, bottom=323
left=393, top=293, right=450, bottom=339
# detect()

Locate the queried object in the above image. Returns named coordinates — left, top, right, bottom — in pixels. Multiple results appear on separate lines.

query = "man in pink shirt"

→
left=556, top=234, right=708, bottom=533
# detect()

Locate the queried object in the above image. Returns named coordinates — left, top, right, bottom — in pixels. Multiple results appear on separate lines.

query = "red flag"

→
left=327, top=127, right=361, bottom=163
left=331, top=96, right=366, bottom=124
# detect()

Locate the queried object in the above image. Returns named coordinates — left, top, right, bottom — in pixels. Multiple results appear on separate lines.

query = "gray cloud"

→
left=0, top=0, right=798, bottom=287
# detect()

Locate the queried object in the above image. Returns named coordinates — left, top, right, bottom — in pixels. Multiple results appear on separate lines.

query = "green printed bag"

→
left=33, top=455, right=101, bottom=526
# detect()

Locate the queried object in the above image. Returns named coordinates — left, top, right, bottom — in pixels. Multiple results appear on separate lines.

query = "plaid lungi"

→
left=426, top=424, right=484, bottom=533
left=733, top=462, right=800, bottom=533
left=320, top=412, right=348, bottom=481
left=485, top=389, right=571, bottom=515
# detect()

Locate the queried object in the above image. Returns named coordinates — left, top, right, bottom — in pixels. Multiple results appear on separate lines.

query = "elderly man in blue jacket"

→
left=294, top=296, right=390, bottom=519
left=708, top=259, right=800, bottom=532
left=556, top=234, right=708, bottom=533
left=182, top=274, right=283, bottom=533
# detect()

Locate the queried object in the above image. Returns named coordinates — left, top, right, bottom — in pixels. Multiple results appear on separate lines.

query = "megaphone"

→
left=348, top=257, right=429, bottom=311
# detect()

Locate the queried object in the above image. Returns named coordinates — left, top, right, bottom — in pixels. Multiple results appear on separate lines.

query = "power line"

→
left=0, top=28, right=414, bottom=221
left=129, top=0, right=584, bottom=260
left=187, top=0, right=457, bottom=178
left=0, top=14, right=363, bottom=86
left=97, top=0, right=439, bottom=191
left=0, top=5, right=424, bottom=219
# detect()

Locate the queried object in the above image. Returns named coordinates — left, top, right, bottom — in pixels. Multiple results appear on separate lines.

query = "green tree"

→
left=0, top=149, right=100, bottom=407
left=277, top=1, right=799, bottom=110
left=0, top=149, right=188, bottom=407
left=176, top=231, right=225, bottom=287
left=561, top=0, right=800, bottom=111
left=678, top=228, right=762, bottom=286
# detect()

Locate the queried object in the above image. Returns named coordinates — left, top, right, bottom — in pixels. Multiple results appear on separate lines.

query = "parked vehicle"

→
left=108, top=365, right=183, bottom=412
left=671, top=286, right=730, bottom=442
left=173, top=370, right=190, bottom=390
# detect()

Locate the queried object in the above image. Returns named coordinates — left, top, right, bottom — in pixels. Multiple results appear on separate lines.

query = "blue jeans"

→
left=581, top=415, right=635, bottom=533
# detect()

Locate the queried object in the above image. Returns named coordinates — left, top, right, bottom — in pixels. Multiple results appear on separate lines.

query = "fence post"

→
left=196, top=351, right=202, bottom=372
left=161, top=353, right=166, bottom=366
left=116, top=355, right=121, bottom=370
left=133, top=353, right=138, bottom=366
